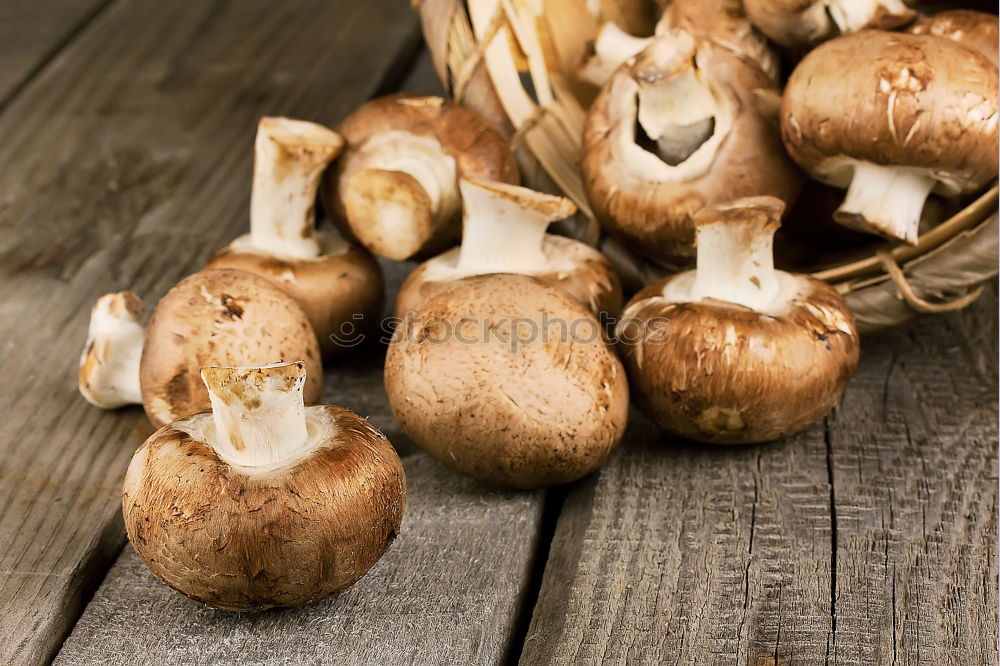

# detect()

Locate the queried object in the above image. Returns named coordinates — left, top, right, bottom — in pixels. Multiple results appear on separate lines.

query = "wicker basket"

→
left=415, top=0, right=998, bottom=333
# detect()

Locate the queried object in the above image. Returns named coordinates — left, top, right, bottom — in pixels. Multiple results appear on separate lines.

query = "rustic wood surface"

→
left=1, top=1, right=997, bottom=664
left=521, top=286, right=998, bottom=665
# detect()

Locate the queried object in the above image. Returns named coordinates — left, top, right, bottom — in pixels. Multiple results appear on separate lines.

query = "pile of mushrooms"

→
left=74, top=2, right=998, bottom=613
left=123, top=361, right=406, bottom=610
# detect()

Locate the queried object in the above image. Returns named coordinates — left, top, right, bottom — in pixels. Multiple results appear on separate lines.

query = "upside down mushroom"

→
left=744, top=0, right=915, bottom=49
left=78, top=269, right=323, bottom=428
left=583, top=29, right=800, bottom=266
left=781, top=30, right=999, bottom=244
left=617, top=196, right=859, bottom=444
left=386, top=274, right=629, bottom=489
left=123, top=361, right=406, bottom=611
left=322, top=94, right=518, bottom=261
left=395, top=178, right=622, bottom=318
left=206, top=117, right=383, bottom=357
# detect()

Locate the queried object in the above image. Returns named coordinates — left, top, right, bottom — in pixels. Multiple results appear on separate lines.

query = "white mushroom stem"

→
left=250, top=117, right=344, bottom=259
left=835, top=162, right=936, bottom=244
left=826, top=0, right=913, bottom=34
left=201, top=362, right=311, bottom=469
left=631, top=31, right=722, bottom=165
left=79, top=292, right=145, bottom=409
left=578, top=22, right=653, bottom=87
left=456, top=178, right=577, bottom=275
left=343, top=131, right=459, bottom=260
left=690, top=199, right=783, bottom=311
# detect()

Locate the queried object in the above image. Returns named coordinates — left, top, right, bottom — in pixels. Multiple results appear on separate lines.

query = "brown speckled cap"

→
left=908, top=9, right=998, bottom=66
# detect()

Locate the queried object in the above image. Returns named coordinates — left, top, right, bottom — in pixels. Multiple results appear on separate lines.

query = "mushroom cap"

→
left=394, top=235, right=623, bottom=319
left=618, top=275, right=859, bottom=443
left=206, top=232, right=384, bottom=358
left=781, top=30, right=999, bottom=194
left=908, top=10, right=998, bottom=66
left=385, top=274, right=629, bottom=489
left=139, top=269, right=322, bottom=428
left=583, top=36, right=800, bottom=266
left=323, top=94, right=519, bottom=259
left=122, top=405, right=406, bottom=611
left=743, top=0, right=915, bottom=49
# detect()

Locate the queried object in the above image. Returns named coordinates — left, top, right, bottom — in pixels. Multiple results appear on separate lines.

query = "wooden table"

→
left=1, top=1, right=996, bottom=664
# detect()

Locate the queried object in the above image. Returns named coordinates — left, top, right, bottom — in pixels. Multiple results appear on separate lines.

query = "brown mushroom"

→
left=78, top=269, right=323, bottom=427
left=123, top=361, right=406, bottom=611
left=743, top=0, right=915, bottom=49
left=908, top=9, right=998, bottom=65
left=206, top=117, right=382, bottom=358
left=616, top=196, right=859, bottom=444
left=385, top=274, right=629, bottom=489
left=395, top=178, right=622, bottom=319
left=781, top=30, right=999, bottom=244
left=583, top=29, right=800, bottom=266
left=322, top=94, right=519, bottom=261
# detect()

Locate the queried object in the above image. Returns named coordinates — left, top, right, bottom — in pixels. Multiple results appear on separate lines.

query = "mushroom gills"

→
left=834, top=161, right=937, bottom=244
left=198, top=361, right=319, bottom=470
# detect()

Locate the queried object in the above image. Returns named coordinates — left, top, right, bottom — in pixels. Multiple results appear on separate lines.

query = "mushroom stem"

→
left=343, top=131, right=459, bottom=261
left=631, top=31, right=723, bottom=165
left=250, top=117, right=344, bottom=259
left=79, top=292, right=145, bottom=409
left=201, top=362, right=311, bottom=468
left=456, top=179, right=577, bottom=275
left=834, top=162, right=936, bottom=244
left=578, top=22, right=653, bottom=87
left=690, top=197, right=784, bottom=310
left=826, top=0, right=913, bottom=34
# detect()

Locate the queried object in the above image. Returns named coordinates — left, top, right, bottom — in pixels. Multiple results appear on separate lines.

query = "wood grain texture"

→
left=521, top=287, right=998, bottom=665
left=0, top=0, right=112, bottom=106
left=0, top=1, right=419, bottom=663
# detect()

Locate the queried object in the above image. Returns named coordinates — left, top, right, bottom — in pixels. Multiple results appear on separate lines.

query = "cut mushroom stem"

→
left=578, top=22, right=653, bottom=87
left=79, top=291, right=145, bottom=409
left=631, top=31, right=722, bottom=165
left=834, top=162, right=936, bottom=244
left=456, top=178, right=577, bottom=275
left=827, top=0, right=913, bottom=34
left=201, top=362, right=310, bottom=469
left=250, top=117, right=344, bottom=259
left=690, top=197, right=783, bottom=311
left=344, top=132, right=459, bottom=261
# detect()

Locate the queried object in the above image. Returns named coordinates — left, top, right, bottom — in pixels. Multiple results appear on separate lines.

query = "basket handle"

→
left=877, top=250, right=985, bottom=314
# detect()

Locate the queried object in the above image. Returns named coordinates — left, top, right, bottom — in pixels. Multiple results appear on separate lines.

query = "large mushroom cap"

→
left=123, top=404, right=405, bottom=611
left=616, top=196, right=859, bottom=444
left=139, top=269, right=322, bottom=428
left=323, top=94, right=519, bottom=261
left=385, top=274, right=629, bottom=489
left=583, top=30, right=799, bottom=266
left=908, top=9, right=998, bottom=66
left=782, top=30, right=998, bottom=191
left=207, top=233, right=384, bottom=357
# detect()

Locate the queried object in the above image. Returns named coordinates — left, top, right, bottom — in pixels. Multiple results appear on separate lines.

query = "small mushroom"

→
left=206, top=117, right=383, bottom=357
left=78, top=269, right=323, bottom=428
left=743, top=0, right=915, bottom=49
left=123, top=361, right=406, bottom=611
left=395, top=178, right=622, bottom=318
left=578, top=0, right=778, bottom=88
left=908, top=10, right=998, bottom=65
left=385, top=274, right=629, bottom=489
left=616, top=196, right=859, bottom=444
left=322, top=94, right=518, bottom=261
left=583, top=29, right=800, bottom=266
left=781, top=30, right=999, bottom=244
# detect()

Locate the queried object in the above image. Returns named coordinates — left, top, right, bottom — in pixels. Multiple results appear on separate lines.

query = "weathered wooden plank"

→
left=0, top=2, right=422, bottom=663
left=0, top=0, right=112, bottom=106
left=827, top=282, right=998, bottom=665
left=521, top=288, right=998, bottom=664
